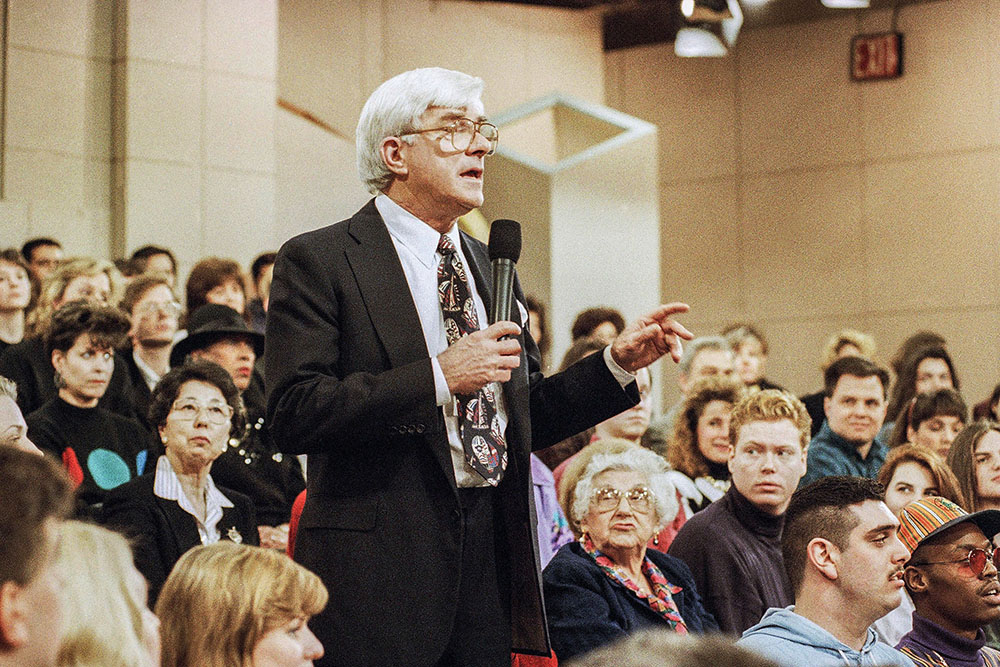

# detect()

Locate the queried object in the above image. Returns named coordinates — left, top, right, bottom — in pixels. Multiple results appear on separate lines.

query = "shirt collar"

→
left=375, top=194, right=461, bottom=270
left=132, top=349, right=161, bottom=391
left=153, top=455, right=233, bottom=509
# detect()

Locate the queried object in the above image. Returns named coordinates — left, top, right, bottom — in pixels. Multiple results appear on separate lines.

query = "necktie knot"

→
left=438, top=234, right=457, bottom=257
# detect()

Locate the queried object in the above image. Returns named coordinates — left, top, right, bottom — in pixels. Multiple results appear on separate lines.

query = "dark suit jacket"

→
left=265, top=200, right=638, bottom=666
left=100, top=471, right=258, bottom=606
left=543, top=542, right=719, bottom=661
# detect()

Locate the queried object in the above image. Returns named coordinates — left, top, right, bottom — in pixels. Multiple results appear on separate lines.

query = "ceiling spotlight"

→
left=820, top=0, right=870, bottom=7
left=675, top=0, right=743, bottom=57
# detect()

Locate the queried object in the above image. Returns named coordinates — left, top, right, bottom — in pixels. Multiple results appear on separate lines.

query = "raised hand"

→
left=610, top=303, right=693, bottom=372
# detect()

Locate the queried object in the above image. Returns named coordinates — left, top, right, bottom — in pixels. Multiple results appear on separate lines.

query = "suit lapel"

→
left=155, top=495, right=202, bottom=556
left=344, top=202, right=431, bottom=369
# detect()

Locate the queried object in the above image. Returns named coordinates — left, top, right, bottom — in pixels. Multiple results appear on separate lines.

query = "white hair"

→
left=356, top=67, right=485, bottom=194
left=571, top=448, right=679, bottom=532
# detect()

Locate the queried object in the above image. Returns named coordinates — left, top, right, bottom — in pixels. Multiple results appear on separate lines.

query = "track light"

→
left=675, top=0, right=743, bottom=57
left=820, top=0, right=870, bottom=7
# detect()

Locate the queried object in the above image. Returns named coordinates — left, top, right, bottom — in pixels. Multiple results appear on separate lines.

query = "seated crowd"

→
left=5, top=240, right=1000, bottom=666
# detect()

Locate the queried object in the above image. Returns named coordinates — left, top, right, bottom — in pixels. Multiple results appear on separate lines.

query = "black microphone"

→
left=488, top=219, right=522, bottom=325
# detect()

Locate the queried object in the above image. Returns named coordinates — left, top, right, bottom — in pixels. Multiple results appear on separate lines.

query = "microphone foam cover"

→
left=488, top=219, right=522, bottom=263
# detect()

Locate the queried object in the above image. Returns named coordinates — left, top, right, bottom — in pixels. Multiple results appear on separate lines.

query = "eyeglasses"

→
left=136, top=300, right=182, bottom=318
left=401, top=118, right=499, bottom=155
left=590, top=485, right=654, bottom=514
left=169, top=399, right=233, bottom=425
left=911, top=547, right=1000, bottom=577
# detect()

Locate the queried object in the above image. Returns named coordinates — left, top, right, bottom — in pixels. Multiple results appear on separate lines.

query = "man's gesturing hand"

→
left=438, top=321, right=522, bottom=395
left=610, top=303, right=693, bottom=372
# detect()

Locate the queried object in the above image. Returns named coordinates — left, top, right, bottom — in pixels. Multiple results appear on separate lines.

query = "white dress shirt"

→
left=375, top=194, right=635, bottom=487
left=152, top=455, right=235, bottom=544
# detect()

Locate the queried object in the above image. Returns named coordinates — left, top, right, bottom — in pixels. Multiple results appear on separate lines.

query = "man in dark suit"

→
left=265, top=67, right=692, bottom=667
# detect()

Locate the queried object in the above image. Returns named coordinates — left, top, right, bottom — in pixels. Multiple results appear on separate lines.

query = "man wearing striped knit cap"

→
left=897, top=496, right=1000, bottom=666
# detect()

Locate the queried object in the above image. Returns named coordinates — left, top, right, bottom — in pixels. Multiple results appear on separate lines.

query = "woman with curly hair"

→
left=665, top=377, right=744, bottom=518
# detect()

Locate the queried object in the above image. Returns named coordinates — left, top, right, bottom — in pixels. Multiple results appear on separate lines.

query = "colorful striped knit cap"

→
left=897, top=496, right=1000, bottom=556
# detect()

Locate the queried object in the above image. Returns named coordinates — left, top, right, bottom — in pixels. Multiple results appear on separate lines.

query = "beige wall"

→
left=606, top=0, right=1000, bottom=412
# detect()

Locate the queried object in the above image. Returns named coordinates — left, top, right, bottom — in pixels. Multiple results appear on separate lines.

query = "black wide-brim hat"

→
left=170, top=303, right=265, bottom=368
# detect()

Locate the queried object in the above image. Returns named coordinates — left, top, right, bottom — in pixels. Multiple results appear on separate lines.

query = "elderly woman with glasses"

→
left=542, top=447, right=717, bottom=662
left=101, top=360, right=258, bottom=605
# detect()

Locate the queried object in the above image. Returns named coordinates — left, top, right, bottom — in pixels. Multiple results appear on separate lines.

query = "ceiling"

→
left=463, top=0, right=941, bottom=50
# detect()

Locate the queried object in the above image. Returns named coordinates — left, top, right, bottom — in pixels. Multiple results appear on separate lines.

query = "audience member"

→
left=889, top=331, right=947, bottom=380
left=872, top=445, right=966, bottom=645
left=119, top=275, right=181, bottom=430
left=185, top=257, right=246, bottom=317
left=171, top=304, right=304, bottom=549
left=722, top=323, right=783, bottom=391
left=525, top=294, right=551, bottom=373
left=896, top=496, right=1000, bottom=665
left=571, top=306, right=626, bottom=344
left=888, top=387, right=968, bottom=455
left=0, top=258, right=136, bottom=418
left=0, top=376, right=40, bottom=453
left=885, top=346, right=960, bottom=440
left=645, top=335, right=735, bottom=449
left=663, top=377, right=743, bottom=516
left=800, top=356, right=889, bottom=486
left=0, top=446, right=73, bottom=667
left=948, top=421, right=1000, bottom=513
left=129, top=245, right=178, bottom=288
left=156, top=542, right=326, bottom=667
left=973, top=382, right=1000, bottom=422
left=668, top=389, right=809, bottom=634
left=101, top=361, right=258, bottom=604
left=0, top=250, right=31, bottom=356
left=26, top=301, right=150, bottom=512
left=799, top=329, right=876, bottom=436
left=565, top=630, right=779, bottom=667
left=737, top=476, right=914, bottom=667
left=543, top=448, right=715, bottom=661
left=53, top=521, right=159, bottom=667
left=21, top=237, right=63, bottom=284
left=247, top=252, right=276, bottom=334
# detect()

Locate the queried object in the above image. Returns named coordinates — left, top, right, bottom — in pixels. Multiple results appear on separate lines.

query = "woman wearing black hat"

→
left=171, top=303, right=305, bottom=551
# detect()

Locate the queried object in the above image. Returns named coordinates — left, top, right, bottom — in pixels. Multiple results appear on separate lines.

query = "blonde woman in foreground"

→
left=156, top=541, right=327, bottom=667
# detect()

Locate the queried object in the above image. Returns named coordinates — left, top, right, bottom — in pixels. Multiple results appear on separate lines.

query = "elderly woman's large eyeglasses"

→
left=170, top=399, right=233, bottom=425
left=911, top=547, right=1000, bottom=577
left=401, top=118, right=499, bottom=155
left=590, top=485, right=654, bottom=514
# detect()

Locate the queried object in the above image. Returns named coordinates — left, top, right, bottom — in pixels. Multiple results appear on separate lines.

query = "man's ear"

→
left=380, top=137, right=409, bottom=178
left=806, top=537, right=840, bottom=581
left=904, top=565, right=928, bottom=594
left=0, top=581, right=28, bottom=648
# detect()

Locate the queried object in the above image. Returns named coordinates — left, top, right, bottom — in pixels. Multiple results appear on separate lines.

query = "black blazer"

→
left=265, top=200, right=638, bottom=665
left=543, top=542, right=719, bottom=662
left=100, top=471, right=258, bottom=606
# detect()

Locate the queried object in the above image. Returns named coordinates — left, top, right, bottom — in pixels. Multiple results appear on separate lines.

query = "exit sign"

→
left=851, top=32, right=903, bottom=81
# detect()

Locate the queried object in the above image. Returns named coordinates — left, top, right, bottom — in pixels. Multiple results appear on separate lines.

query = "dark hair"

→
left=558, top=335, right=606, bottom=373
left=668, top=377, right=743, bottom=477
left=44, top=301, right=130, bottom=358
left=120, top=274, right=174, bottom=315
left=988, top=383, right=1000, bottom=421
left=570, top=307, right=625, bottom=342
left=782, top=476, right=884, bottom=594
left=888, top=387, right=968, bottom=448
left=130, top=245, right=178, bottom=276
left=21, top=237, right=61, bottom=263
left=0, top=248, right=31, bottom=274
left=885, top=346, right=960, bottom=424
left=0, top=447, right=73, bottom=585
left=947, top=420, right=1000, bottom=512
left=890, top=331, right=946, bottom=377
left=148, top=361, right=246, bottom=439
left=185, top=257, right=245, bottom=314
left=250, top=252, right=277, bottom=284
left=823, top=356, right=889, bottom=399
left=525, top=294, right=551, bottom=360
left=721, top=322, right=769, bottom=355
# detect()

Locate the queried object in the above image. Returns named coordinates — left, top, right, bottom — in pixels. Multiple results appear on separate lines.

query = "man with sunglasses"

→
left=266, top=67, right=692, bottom=667
left=896, top=496, right=1000, bottom=665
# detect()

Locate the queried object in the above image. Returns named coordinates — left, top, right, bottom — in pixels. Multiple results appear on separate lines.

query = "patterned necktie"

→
left=437, top=234, right=507, bottom=486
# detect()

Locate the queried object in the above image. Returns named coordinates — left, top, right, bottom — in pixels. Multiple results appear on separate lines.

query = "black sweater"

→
left=668, top=485, right=793, bottom=635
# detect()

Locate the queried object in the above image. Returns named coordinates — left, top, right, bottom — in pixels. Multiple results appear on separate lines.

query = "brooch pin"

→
left=227, top=526, right=243, bottom=544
